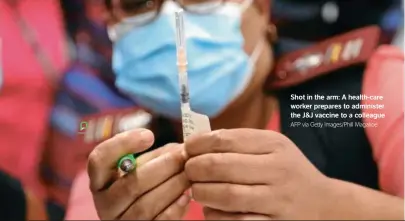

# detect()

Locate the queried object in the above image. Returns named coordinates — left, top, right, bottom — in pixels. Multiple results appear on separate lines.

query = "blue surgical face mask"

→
left=110, top=0, right=264, bottom=119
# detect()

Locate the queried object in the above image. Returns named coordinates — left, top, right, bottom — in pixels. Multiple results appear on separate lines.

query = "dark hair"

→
left=104, top=0, right=151, bottom=12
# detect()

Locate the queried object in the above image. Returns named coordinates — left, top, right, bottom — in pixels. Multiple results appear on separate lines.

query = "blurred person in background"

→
left=41, top=1, right=179, bottom=220
left=40, top=0, right=140, bottom=220
left=67, top=0, right=403, bottom=220
left=0, top=0, right=69, bottom=219
left=40, top=0, right=127, bottom=219
left=0, top=0, right=138, bottom=220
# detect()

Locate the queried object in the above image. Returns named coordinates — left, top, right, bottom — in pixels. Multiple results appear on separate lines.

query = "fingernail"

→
left=184, top=189, right=194, bottom=201
left=177, top=194, right=190, bottom=207
left=189, top=190, right=194, bottom=201
left=140, top=129, right=154, bottom=144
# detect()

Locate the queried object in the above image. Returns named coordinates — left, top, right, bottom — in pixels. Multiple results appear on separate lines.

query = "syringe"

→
left=174, top=10, right=211, bottom=141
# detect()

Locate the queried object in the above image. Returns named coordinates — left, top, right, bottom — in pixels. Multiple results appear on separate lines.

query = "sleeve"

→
left=0, top=170, right=27, bottom=221
left=362, top=45, right=404, bottom=197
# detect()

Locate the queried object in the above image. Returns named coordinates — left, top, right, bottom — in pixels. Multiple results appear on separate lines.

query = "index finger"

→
left=185, top=129, right=290, bottom=157
left=88, top=128, right=154, bottom=192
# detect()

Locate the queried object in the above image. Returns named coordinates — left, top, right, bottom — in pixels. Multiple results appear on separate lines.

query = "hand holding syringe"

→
left=175, top=9, right=211, bottom=141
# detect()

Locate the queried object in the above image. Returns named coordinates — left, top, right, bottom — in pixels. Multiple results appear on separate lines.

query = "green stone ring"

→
left=118, top=154, right=136, bottom=173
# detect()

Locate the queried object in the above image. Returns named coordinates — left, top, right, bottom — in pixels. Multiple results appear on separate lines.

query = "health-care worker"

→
left=67, top=0, right=404, bottom=219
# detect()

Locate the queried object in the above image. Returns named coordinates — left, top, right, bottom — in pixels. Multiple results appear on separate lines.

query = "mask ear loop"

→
left=249, top=39, right=265, bottom=65
left=249, top=23, right=277, bottom=64
left=240, top=0, right=254, bottom=12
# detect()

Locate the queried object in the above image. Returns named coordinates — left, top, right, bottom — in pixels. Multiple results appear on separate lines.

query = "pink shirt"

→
left=0, top=0, right=68, bottom=198
left=65, top=45, right=404, bottom=219
left=362, top=45, right=404, bottom=197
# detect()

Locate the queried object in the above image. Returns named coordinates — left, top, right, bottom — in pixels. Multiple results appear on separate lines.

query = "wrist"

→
left=315, top=177, right=347, bottom=220
left=306, top=176, right=339, bottom=220
left=318, top=178, right=404, bottom=220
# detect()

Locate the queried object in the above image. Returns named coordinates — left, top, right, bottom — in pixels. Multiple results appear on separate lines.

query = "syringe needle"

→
left=175, top=10, right=188, bottom=68
left=175, top=10, right=186, bottom=53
